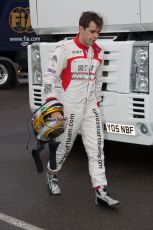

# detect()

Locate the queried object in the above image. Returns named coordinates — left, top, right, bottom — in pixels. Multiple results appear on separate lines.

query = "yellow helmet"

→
left=32, top=99, right=64, bottom=141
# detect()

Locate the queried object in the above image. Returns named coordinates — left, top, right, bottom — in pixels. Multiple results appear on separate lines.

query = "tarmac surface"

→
left=0, top=82, right=153, bottom=230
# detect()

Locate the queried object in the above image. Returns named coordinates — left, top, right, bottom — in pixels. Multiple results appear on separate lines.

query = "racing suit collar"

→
left=74, top=34, right=101, bottom=53
left=74, top=34, right=89, bottom=50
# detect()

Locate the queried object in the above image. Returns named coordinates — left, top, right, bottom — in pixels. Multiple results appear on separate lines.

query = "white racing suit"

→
left=43, top=35, right=107, bottom=188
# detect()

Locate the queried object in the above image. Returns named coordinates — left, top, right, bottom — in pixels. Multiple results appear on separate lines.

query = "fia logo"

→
left=9, top=7, right=33, bottom=33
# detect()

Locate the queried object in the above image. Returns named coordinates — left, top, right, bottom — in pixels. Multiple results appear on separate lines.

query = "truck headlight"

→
left=130, top=44, right=149, bottom=93
left=31, top=45, right=42, bottom=85
left=135, top=48, right=148, bottom=67
left=136, top=73, right=148, bottom=92
left=33, top=70, right=42, bottom=85
left=32, top=49, right=40, bottom=63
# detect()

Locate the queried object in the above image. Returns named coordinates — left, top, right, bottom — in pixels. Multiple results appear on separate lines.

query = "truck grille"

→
left=131, top=97, right=145, bottom=118
left=101, top=49, right=121, bottom=93
left=33, top=88, right=42, bottom=107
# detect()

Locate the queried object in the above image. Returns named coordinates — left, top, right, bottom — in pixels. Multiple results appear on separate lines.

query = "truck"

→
left=0, top=0, right=41, bottom=89
left=28, top=0, right=153, bottom=146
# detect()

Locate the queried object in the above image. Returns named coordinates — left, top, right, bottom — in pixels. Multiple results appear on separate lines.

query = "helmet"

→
left=32, top=99, right=64, bottom=142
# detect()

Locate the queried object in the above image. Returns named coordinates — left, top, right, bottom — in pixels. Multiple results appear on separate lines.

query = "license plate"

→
left=104, top=123, right=136, bottom=136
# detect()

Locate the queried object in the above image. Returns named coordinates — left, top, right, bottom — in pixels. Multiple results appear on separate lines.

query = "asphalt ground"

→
left=0, top=82, right=153, bottom=230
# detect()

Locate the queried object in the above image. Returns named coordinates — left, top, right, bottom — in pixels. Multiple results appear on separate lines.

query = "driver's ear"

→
left=79, top=26, right=84, bottom=34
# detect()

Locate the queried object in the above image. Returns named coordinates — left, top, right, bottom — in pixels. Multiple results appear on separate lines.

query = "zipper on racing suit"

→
left=85, top=48, right=94, bottom=105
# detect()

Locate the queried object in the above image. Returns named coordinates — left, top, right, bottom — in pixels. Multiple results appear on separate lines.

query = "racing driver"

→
left=43, top=11, right=120, bottom=207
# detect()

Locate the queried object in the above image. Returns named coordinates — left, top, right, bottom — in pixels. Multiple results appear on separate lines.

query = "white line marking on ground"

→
left=0, top=212, right=45, bottom=230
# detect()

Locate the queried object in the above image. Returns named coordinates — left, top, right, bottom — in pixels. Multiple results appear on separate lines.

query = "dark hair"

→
left=79, top=11, right=103, bottom=30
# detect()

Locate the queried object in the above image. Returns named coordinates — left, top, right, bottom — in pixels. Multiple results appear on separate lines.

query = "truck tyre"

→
left=0, top=61, right=16, bottom=89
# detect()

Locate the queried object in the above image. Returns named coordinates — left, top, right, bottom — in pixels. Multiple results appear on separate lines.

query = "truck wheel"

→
left=0, top=61, right=16, bottom=89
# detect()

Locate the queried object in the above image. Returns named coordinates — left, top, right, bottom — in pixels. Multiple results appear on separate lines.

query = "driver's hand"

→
left=51, top=111, right=64, bottom=121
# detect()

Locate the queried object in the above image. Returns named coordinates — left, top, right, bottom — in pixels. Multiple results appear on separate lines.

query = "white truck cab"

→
left=28, top=0, right=153, bottom=145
